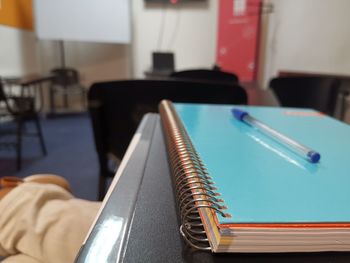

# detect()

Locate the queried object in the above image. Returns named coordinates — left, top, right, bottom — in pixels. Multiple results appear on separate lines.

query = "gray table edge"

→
left=75, top=113, right=158, bottom=263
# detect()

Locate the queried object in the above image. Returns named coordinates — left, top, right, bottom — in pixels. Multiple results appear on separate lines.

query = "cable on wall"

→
left=157, top=3, right=168, bottom=51
left=167, top=4, right=181, bottom=50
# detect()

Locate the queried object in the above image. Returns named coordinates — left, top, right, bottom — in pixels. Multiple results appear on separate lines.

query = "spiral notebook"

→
left=159, top=100, right=350, bottom=253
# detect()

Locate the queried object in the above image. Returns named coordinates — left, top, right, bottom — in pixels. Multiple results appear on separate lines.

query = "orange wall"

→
left=0, top=0, right=33, bottom=30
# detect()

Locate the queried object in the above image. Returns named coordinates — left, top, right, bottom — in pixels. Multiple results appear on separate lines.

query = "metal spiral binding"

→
left=159, top=100, right=231, bottom=251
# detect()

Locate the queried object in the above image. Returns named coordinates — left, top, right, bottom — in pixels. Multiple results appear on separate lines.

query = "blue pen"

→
left=232, top=108, right=321, bottom=163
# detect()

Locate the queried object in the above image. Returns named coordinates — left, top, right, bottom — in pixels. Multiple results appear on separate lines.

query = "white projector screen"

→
left=34, top=0, right=131, bottom=43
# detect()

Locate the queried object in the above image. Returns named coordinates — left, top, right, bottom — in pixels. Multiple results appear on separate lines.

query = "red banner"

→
left=216, top=0, right=262, bottom=81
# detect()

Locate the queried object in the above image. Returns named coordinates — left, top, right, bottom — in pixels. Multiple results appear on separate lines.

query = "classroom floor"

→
left=0, top=114, right=99, bottom=200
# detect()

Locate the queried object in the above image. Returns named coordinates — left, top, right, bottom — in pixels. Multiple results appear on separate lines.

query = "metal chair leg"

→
left=63, top=86, right=69, bottom=108
left=81, top=89, right=87, bottom=109
left=49, top=86, right=56, bottom=116
left=34, top=115, right=47, bottom=156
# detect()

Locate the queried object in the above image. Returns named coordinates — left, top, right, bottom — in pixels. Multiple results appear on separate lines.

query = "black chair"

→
left=88, top=79, right=247, bottom=199
left=269, top=76, right=341, bottom=116
left=49, top=68, right=86, bottom=115
left=170, top=69, right=239, bottom=85
left=0, top=82, right=47, bottom=170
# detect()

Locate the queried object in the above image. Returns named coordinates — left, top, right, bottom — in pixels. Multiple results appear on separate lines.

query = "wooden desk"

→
left=1, top=74, right=54, bottom=112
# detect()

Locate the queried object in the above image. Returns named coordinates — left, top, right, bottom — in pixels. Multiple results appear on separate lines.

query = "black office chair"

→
left=170, top=69, right=239, bottom=85
left=269, top=76, right=341, bottom=116
left=88, top=79, right=247, bottom=199
left=0, top=82, right=47, bottom=170
left=49, top=68, right=86, bottom=115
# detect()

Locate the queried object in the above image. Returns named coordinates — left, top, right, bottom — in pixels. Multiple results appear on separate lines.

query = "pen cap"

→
left=232, top=108, right=248, bottom=121
left=307, top=151, right=321, bottom=163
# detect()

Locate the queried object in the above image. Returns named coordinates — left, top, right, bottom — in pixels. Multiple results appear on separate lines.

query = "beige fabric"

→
left=1, top=254, right=40, bottom=263
left=0, top=183, right=101, bottom=263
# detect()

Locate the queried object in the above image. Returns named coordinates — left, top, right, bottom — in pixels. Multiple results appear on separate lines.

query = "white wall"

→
left=0, top=25, right=40, bottom=76
left=263, top=0, right=350, bottom=86
left=131, top=0, right=218, bottom=78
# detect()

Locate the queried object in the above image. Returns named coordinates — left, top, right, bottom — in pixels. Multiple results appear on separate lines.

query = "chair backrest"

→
left=51, top=68, right=80, bottom=86
left=170, top=69, right=239, bottom=85
left=269, top=76, right=340, bottom=116
left=88, top=79, right=247, bottom=177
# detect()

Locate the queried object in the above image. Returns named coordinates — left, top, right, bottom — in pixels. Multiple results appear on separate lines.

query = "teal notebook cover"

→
left=174, top=103, right=350, bottom=225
